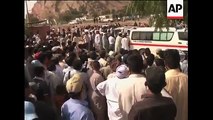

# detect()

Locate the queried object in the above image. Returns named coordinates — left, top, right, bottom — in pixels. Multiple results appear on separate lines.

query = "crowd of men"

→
left=25, top=24, right=188, bottom=120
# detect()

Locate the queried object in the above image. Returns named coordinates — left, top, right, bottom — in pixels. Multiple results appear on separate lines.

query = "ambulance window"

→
left=178, top=32, right=188, bottom=41
left=138, top=32, right=153, bottom=40
left=153, top=33, right=160, bottom=40
left=166, top=33, right=173, bottom=40
left=131, top=32, right=140, bottom=40
left=139, top=32, right=147, bottom=40
left=145, top=32, right=153, bottom=40
left=152, top=32, right=173, bottom=41
left=160, top=32, right=173, bottom=41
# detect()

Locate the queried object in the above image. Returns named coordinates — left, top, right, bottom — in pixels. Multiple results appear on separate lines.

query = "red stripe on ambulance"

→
left=130, top=43, right=188, bottom=48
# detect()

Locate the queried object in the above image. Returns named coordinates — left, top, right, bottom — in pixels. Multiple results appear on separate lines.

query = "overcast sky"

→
left=24, top=1, right=37, bottom=18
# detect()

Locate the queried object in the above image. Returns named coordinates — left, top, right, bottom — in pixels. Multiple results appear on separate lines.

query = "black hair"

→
left=69, top=52, right=77, bottom=58
left=79, top=53, right=88, bottom=64
left=72, top=59, right=83, bottom=71
left=67, top=45, right=74, bottom=53
left=57, top=54, right=64, bottom=61
left=37, top=51, right=52, bottom=64
left=68, top=92, right=81, bottom=99
left=157, top=50, right=164, bottom=59
left=67, top=40, right=72, bottom=46
left=89, top=51, right=97, bottom=60
left=145, top=48, right=151, bottom=56
left=99, top=50, right=106, bottom=58
left=34, top=46, right=40, bottom=54
left=78, top=44, right=83, bottom=49
left=164, top=49, right=180, bottom=69
left=122, top=54, right=129, bottom=65
left=47, top=63, right=56, bottom=71
left=34, top=67, right=45, bottom=77
left=73, top=32, right=77, bottom=37
left=51, top=56, right=60, bottom=65
left=72, top=42, right=77, bottom=47
left=139, top=48, right=145, bottom=55
left=56, top=84, right=68, bottom=95
left=146, top=81, right=166, bottom=94
left=131, top=49, right=140, bottom=56
left=127, top=54, right=143, bottom=74
left=65, top=52, right=77, bottom=66
left=79, top=52, right=88, bottom=72
left=146, top=54, right=155, bottom=66
left=119, top=48, right=125, bottom=55
left=155, top=58, right=165, bottom=67
left=145, top=67, right=166, bottom=94
left=92, top=61, right=101, bottom=71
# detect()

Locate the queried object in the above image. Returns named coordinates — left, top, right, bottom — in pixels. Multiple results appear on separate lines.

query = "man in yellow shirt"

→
left=164, top=49, right=188, bottom=120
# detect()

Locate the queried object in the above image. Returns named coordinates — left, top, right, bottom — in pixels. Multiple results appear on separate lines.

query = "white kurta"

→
left=96, top=78, right=123, bottom=120
left=121, top=37, right=129, bottom=51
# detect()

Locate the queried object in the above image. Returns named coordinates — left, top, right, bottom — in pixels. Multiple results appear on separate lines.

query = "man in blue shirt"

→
left=61, top=73, right=95, bottom=120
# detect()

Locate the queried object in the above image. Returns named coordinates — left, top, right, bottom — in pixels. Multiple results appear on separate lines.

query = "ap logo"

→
left=167, top=0, right=183, bottom=19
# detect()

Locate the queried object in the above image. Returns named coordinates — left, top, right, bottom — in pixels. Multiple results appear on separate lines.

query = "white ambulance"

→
left=129, top=27, right=188, bottom=54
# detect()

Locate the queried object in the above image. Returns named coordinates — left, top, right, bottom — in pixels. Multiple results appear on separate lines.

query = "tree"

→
left=127, top=0, right=188, bottom=30
left=58, top=11, right=72, bottom=23
left=101, top=9, right=111, bottom=15
left=91, top=10, right=98, bottom=18
left=116, top=9, right=126, bottom=18
left=79, top=5, right=87, bottom=15
left=58, top=8, right=83, bottom=23
left=26, top=14, right=40, bottom=23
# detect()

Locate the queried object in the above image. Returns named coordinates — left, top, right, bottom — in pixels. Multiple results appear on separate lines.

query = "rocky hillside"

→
left=31, top=1, right=131, bottom=20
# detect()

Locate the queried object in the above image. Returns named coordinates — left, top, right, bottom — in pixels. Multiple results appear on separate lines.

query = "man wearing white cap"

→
left=96, top=64, right=129, bottom=120
left=115, top=54, right=146, bottom=120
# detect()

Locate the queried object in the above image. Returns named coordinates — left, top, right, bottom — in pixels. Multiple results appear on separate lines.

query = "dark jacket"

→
left=128, top=94, right=177, bottom=120
left=30, top=77, right=50, bottom=101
